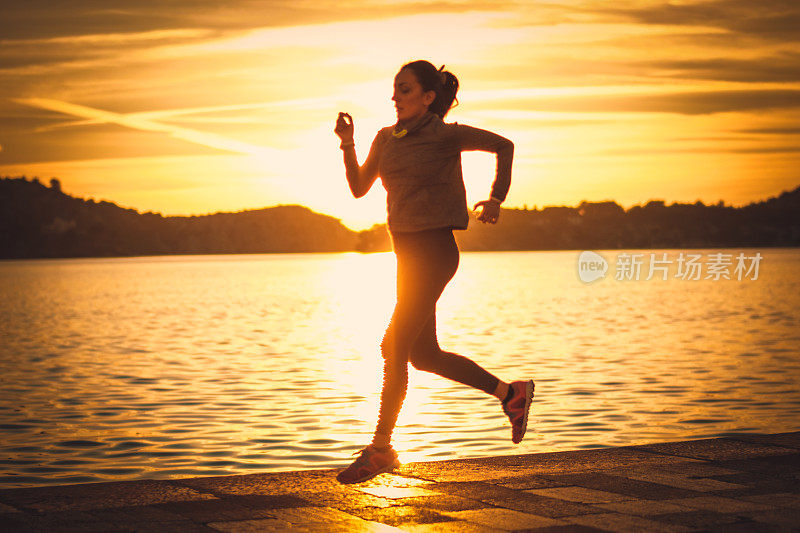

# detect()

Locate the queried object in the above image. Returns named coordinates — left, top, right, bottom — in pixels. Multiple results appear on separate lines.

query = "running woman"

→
left=334, top=60, right=534, bottom=484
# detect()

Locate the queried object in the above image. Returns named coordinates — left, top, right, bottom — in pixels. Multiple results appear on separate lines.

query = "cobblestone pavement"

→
left=1, top=432, right=799, bottom=532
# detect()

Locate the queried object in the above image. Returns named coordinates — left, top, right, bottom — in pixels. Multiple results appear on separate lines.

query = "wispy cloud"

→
left=30, top=96, right=334, bottom=133
left=593, top=0, right=800, bottom=42
left=13, top=98, right=282, bottom=157
left=0, top=0, right=518, bottom=40
left=471, top=89, right=800, bottom=115
left=635, top=52, right=800, bottom=83
left=737, top=126, right=800, bottom=135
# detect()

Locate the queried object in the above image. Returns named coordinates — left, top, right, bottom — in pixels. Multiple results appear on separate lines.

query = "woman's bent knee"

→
left=409, top=349, right=442, bottom=372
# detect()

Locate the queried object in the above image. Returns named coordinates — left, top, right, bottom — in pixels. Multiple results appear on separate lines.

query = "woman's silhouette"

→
left=334, top=60, right=534, bottom=484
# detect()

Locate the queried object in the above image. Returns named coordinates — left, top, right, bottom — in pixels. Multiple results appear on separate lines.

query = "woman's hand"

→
left=335, top=112, right=354, bottom=143
left=473, top=199, right=501, bottom=224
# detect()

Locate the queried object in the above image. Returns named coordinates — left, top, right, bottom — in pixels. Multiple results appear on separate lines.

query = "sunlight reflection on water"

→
left=0, top=248, right=798, bottom=487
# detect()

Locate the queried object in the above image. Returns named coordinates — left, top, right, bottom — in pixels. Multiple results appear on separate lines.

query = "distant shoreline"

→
left=2, top=245, right=799, bottom=264
left=2, top=175, right=799, bottom=259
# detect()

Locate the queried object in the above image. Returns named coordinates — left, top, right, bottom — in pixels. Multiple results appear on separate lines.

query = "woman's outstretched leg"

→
left=408, top=312, right=534, bottom=443
left=409, top=311, right=501, bottom=395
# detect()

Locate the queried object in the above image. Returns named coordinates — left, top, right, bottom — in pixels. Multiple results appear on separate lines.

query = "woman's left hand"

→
left=473, top=199, right=501, bottom=224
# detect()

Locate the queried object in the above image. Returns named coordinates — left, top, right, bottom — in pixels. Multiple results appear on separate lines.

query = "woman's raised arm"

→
left=335, top=112, right=382, bottom=199
left=455, top=124, right=514, bottom=204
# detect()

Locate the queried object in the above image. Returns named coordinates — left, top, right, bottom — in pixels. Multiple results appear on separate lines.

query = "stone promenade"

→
left=1, top=432, right=799, bottom=532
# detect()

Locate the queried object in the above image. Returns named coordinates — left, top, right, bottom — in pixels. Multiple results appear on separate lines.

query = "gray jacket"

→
left=364, top=111, right=513, bottom=233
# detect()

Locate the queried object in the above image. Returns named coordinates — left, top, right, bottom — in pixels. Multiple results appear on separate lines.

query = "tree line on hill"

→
left=1, top=175, right=798, bottom=259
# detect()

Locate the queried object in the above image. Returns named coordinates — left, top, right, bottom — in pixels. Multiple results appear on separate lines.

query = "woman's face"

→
left=392, top=68, right=435, bottom=124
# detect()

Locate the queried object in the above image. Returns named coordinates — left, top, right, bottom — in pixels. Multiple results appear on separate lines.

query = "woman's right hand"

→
left=335, top=112, right=354, bottom=142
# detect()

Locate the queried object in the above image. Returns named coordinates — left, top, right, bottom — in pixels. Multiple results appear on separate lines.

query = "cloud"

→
left=594, top=0, right=800, bottom=42
left=0, top=0, right=517, bottom=40
left=30, top=96, right=333, bottom=133
left=12, top=98, right=282, bottom=157
left=602, top=145, right=800, bottom=155
left=737, top=126, right=800, bottom=135
left=635, top=52, right=800, bottom=83
left=485, top=89, right=800, bottom=115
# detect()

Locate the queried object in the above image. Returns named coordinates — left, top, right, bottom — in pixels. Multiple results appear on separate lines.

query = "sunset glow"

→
left=2, top=2, right=798, bottom=230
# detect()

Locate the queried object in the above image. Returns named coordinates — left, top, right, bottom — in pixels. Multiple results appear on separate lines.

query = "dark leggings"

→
left=374, top=227, right=501, bottom=438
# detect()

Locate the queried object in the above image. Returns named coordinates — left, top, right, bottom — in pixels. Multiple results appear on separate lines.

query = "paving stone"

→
left=490, top=475, right=570, bottom=490
left=208, top=506, right=406, bottom=532
left=703, top=473, right=800, bottom=497
left=753, top=453, right=800, bottom=471
left=388, top=494, right=490, bottom=512
left=0, top=479, right=216, bottom=513
left=151, top=499, right=281, bottom=522
left=424, top=482, right=598, bottom=518
left=206, top=517, right=296, bottom=532
left=0, top=512, right=45, bottom=531
left=424, top=482, right=522, bottom=502
left=661, top=495, right=775, bottom=513
left=174, top=469, right=342, bottom=496
left=637, top=438, right=798, bottom=461
left=398, top=447, right=699, bottom=483
left=358, top=486, right=444, bottom=499
left=89, top=504, right=188, bottom=523
left=0, top=501, right=21, bottom=513
left=566, top=512, right=694, bottom=533
left=703, top=470, right=777, bottom=485
left=402, top=520, right=507, bottom=532
left=481, top=494, right=600, bottom=520
left=360, top=475, right=438, bottom=489
left=272, top=506, right=409, bottom=531
left=0, top=509, right=125, bottom=532
left=444, top=508, right=566, bottom=530
left=517, top=526, right=608, bottom=533
left=219, top=494, right=311, bottom=509
left=653, top=462, right=740, bottom=478
left=742, top=508, right=800, bottom=528
left=594, top=500, right=692, bottom=516
left=648, top=509, right=746, bottom=529
left=702, top=520, right=788, bottom=533
left=525, top=486, right=633, bottom=504
left=348, top=504, right=454, bottom=526
left=726, top=431, right=800, bottom=450
left=742, top=492, right=800, bottom=509
left=177, top=471, right=417, bottom=514
left=713, top=455, right=800, bottom=478
left=541, top=472, right=702, bottom=500
left=123, top=521, right=220, bottom=532
left=296, top=489, right=401, bottom=514
left=614, top=468, right=745, bottom=491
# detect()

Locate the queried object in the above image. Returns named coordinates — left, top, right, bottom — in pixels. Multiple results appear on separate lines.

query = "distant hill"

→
left=1, top=175, right=798, bottom=259
left=0, top=176, right=357, bottom=258
left=452, top=186, right=800, bottom=253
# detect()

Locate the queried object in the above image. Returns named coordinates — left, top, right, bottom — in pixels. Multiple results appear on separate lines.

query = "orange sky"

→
left=1, top=1, right=799, bottom=230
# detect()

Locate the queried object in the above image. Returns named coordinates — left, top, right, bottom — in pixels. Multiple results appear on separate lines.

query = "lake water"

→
left=1, top=248, right=799, bottom=488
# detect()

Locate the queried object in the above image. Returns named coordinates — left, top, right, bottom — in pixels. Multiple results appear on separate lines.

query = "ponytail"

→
left=400, top=60, right=459, bottom=119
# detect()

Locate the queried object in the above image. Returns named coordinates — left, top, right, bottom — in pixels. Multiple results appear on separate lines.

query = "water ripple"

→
left=1, top=249, right=799, bottom=488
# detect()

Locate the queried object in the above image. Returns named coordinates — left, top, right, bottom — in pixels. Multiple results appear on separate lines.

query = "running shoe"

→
left=336, top=444, right=401, bottom=484
left=502, top=379, right=535, bottom=444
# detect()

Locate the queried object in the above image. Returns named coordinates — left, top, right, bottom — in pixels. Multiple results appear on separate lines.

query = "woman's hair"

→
left=400, top=60, right=459, bottom=119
